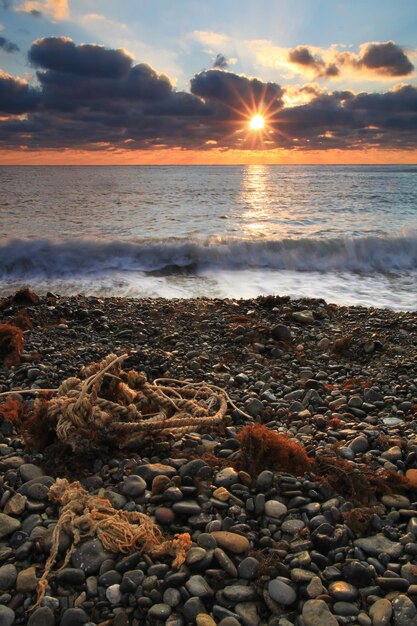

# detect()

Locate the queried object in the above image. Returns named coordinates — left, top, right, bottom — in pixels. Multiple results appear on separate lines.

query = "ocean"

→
left=0, top=164, right=416, bottom=310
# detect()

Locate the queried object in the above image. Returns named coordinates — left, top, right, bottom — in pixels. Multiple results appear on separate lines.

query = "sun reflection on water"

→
left=240, top=164, right=276, bottom=238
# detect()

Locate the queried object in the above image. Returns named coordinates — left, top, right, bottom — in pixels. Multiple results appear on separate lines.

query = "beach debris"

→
left=0, top=287, right=40, bottom=310
left=0, top=353, right=232, bottom=453
left=33, top=477, right=191, bottom=609
left=0, top=322, right=25, bottom=366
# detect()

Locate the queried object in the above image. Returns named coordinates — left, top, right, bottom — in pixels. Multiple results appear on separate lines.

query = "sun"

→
left=249, top=114, right=265, bottom=130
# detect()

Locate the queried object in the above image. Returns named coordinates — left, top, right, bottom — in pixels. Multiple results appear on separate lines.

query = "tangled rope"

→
left=34, top=478, right=192, bottom=609
left=0, top=353, right=241, bottom=452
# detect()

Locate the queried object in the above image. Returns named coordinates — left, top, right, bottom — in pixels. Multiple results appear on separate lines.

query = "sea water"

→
left=0, top=164, right=416, bottom=310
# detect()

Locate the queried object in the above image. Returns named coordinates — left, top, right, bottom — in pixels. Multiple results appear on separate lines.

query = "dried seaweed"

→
left=237, top=423, right=312, bottom=476
left=0, top=287, right=40, bottom=310
left=0, top=323, right=25, bottom=366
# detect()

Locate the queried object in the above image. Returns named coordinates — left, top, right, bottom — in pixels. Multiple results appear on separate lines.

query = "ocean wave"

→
left=0, top=235, right=416, bottom=279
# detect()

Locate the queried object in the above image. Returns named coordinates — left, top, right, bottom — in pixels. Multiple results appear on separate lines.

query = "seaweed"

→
left=0, top=287, right=40, bottom=310
left=237, top=423, right=312, bottom=476
left=11, top=309, right=33, bottom=331
left=0, top=323, right=25, bottom=366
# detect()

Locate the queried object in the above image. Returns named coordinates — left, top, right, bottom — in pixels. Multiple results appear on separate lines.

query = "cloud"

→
left=246, top=39, right=414, bottom=81
left=1, top=37, right=417, bottom=154
left=213, top=53, right=228, bottom=69
left=0, top=36, right=20, bottom=53
left=357, top=41, right=414, bottom=76
left=0, top=70, right=38, bottom=113
left=29, top=37, right=134, bottom=78
left=16, top=0, right=68, bottom=20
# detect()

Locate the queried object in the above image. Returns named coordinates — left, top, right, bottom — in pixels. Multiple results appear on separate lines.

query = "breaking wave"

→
left=0, top=235, right=416, bottom=279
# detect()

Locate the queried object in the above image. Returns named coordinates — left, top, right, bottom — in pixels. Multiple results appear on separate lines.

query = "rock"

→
left=293, top=310, right=314, bottom=324
left=148, top=604, right=172, bottom=619
left=183, top=597, right=207, bottom=622
left=0, top=564, right=17, bottom=590
left=60, top=608, right=89, bottom=626
left=0, top=513, right=21, bottom=539
left=196, top=615, right=217, bottom=626
left=406, top=469, right=417, bottom=488
left=369, top=599, right=392, bottom=626
left=27, top=607, right=54, bottom=626
left=381, top=446, right=402, bottom=462
left=302, top=599, right=339, bottom=626
left=348, top=436, right=369, bottom=454
left=186, top=576, right=214, bottom=598
left=132, top=463, right=177, bottom=483
left=214, top=467, right=239, bottom=488
left=57, top=568, right=86, bottom=585
left=0, top=606, right=14, bottom=626
left=72, top=539, right=113, bottom=574
left=354, top=535, right=403, bottom=558
left=235, top=602, right=260, bottom=626
left=16, top=566, right=37, bottom=593
left=264, top=500, right=287, bottom=518
left=381, top=494, right=410, bottom=509
left=211, top=531, right=250, bottom=554
left=19, top=463, right=44, bottom=482
left=391, top=595, right=417, bottom=626
left=3, top=493, right=26, bottom=515
left=106, top=583, right=121, bottom=604
left=238, top=557, right=259, bottom=580
left=268, top=579, right=296, bottom=605
left=223, top=585, right=257, bottom=603
left=245, top=398, right=264, bottom=418
left=328, top=581, right=358, bottom=601
left=271, top=324, right=292, bottom=341
left=306, top=576, right=326, bottom=598
left=172, top=501, right=202, bottom=516
left=121, top=475, right=147, bottom=497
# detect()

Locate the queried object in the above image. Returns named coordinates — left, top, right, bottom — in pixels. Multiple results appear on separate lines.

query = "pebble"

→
left=369, top=599, right=392, bottom=626
left=354, top=535, right=403, bottom=558
left=268, top=579, right=296, bottom=605
left=211, top=531, right=250, bottom=554
left=121, top=475, right=147, bottom=497
left=60, top=608, right=89, bottom=626
left=264, top=500, right=288, bottom=518
left=302, top=599, right=339, bottom=626
left=0, top=606, right=14, bottom=626
left=27, top=606, right=55, bottom=626
left=0, top=565, right=17, bottom=590
left=71, top=539, right=113, bottom=574
left=0, top=513, right=21, bottom=539
left=391, top=595, right=417, bottom=626
left=196, top=615, right=217, bottom=626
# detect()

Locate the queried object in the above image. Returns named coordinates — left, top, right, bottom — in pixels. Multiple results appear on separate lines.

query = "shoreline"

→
left=0, top=292, right=416, bottom=625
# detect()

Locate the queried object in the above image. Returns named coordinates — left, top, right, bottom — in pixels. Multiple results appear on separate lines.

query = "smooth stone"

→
left=238, top=557, right=259, bottom=580
left=121, top=475, right=147, bottom=497
left=211, top=531, right=250, bottom=554
left=406, top=470, right=417, bottom=488
left=354, top=535, right=403, bottom=558
left=245, top=398, right=264, bottom=418
left=369, top=599, right=392, bottom=626
left=60, top=608, right=89, bottom=626
left=381, top=494, right=410, bottom=509
left=306, top=577, right=326, bottom=598
left=281, top=519, right=305, bottom=534
left=3, top=493, right=26, bottom=515
left=16, top=566, right=37, bottom=592
left=106, top=583, right=121, bottom=604
left=235, top=602, right=260, bottom=626
left=381, top=447, right=402, bottom=462
left=71, top=539, right=113, bottom=574
left=183, top=597, right=207, bottom=622
left=348, top=436, right=369, bottom=454
left=0, top=514, right=21, bottom=539
left=0, top=606, right=14, bottom=626
left=256, top=471, right=274, bottom=492
left=0, top=565, right=17, bottom=590
left=328, top=581, right=358, bottom=601
left=271, top=324, right=292, bottom=341
left=132, top=463, right=177, bottom=483
left=19, top=464, right=44, bottom=482
left=302, top=599, right=338, bottom=626
left=186, top=576, right=214, bottom=598
left=392, top=595, right=417, bottom=626
left=334, top=602, right=359, bottom=616
left=268, top=579, right=296, bottom=605
left=223, top=585, right=257, bottom=603
left=148, top=604, right=172, bottom=619
left=214, top=548, right=238, bottom=578
left=163, top=588, right=182, bottom=608
left=292, top=310, right=314, bottom=324
left=28, top=606, right=55, bottom=626
left=196, top=615, right=217, bottom=626
left=172, top=501, right=202, bottom=515
left=214, top=468, right=240, bottom=488
left=57, top=568, right=86, bottom=586
left=342, top=561, right=374, bottom=587
left=264, top=500, right=288, bottom=518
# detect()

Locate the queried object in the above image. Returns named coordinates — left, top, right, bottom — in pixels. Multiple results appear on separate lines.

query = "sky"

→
left=0, top=0, right=417, bottom=164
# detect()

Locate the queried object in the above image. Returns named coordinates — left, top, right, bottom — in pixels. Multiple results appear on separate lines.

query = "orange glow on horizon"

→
left=0, top=148, right=416, bottom=166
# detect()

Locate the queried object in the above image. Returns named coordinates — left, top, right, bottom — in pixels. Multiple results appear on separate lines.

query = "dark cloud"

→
left=0, top=37, right=417, bottom=153
left=0, top=72, right=38, bottom=113
left=288, top=46, right=339, bottom=78
left=213, top=53, right=228, bottom=69
left=0, top=36, right=20, bottom=53
left=358, top=41, right=414, bottom=76
left=29, top=9, right=43, bottom=18
left=190, top=69, right=284, bottom=120
left=29, top=37, right=133, bottom=78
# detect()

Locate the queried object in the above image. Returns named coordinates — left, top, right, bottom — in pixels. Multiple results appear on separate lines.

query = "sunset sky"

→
left=1, top=0, right=417, bottom=164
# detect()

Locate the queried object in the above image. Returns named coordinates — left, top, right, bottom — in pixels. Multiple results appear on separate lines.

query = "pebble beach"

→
left=0, top=292, right=416, bottom=626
